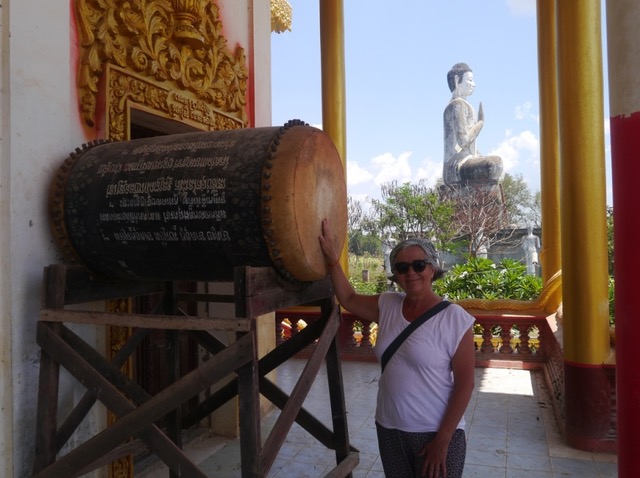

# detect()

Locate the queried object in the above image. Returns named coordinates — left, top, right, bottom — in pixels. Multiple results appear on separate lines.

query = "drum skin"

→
left=48, top=120, right=347, bottom=282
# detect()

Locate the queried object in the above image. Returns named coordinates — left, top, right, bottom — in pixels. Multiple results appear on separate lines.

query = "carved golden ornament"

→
left=75, top=0, right=248, bottom=129
left=106, top=298, right=133, bottom=478
left=271, top=0, right=292, bottom=33
left=172, top=0, right=206, bottom=47
left=456, top=269, right=562, bottom=316
left=105, top=64, right=243, bottom=141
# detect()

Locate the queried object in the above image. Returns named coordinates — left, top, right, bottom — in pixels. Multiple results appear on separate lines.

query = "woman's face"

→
left=393, top=245, right=433, bottom=294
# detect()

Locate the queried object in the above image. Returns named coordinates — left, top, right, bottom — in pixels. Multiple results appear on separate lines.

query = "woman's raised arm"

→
left=318, top=219, right=380, bottom=323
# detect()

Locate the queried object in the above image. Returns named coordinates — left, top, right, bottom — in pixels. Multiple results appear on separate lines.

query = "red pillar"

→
left=606, top=1, right=640, bottom=476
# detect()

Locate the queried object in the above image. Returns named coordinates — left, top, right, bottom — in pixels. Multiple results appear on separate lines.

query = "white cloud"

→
left=489, top=130, right=539, bottom=174
left=506, top=0, right=536, bottom=16
left=415, top=158, right=443, bottom=187
left=515, top=102, right=539, bottom=122
left=346, top=152, right=444, bottom=205
left=346, top=161, right=374, bottom=186
left=371, top=151, right=413, bottom=185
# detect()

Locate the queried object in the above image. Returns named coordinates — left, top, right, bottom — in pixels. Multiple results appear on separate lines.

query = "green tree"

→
left=363, top=180, right=457, bottom=250
left=441, top=184, right=509, bottom=257
left=348, top=229, right=381, bottom=256
left=501, top=173, right=540, bottom=227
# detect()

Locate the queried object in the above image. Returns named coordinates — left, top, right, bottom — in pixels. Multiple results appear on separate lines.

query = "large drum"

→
left=49, top=120, right=347, bottom=282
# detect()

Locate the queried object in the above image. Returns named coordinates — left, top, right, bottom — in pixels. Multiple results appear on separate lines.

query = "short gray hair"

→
left=388, top=238, right=446, bottom=282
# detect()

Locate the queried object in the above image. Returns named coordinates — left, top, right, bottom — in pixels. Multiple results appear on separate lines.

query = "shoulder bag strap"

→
left=380, top=300, right=451, bottom=373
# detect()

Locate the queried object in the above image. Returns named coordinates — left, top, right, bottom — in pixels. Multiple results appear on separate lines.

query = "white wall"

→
left=3, top=1, right=96, bottom=476
left=218, top=0, right=272, bottom=127
left=0, top=1, right=272, bottom=476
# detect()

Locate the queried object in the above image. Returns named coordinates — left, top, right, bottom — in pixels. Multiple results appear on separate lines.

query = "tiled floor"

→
left=138, top=360, right=618, bottom=477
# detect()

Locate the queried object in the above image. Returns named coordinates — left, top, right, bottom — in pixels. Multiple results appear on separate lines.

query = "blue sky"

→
left=271, top=0, right=612, bottom=206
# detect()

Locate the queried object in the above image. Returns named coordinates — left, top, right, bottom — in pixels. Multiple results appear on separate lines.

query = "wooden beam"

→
left=235, top=267, right=335, bottom=317
left=238, top=330, right=261, bottom=477
left=34, top=324, right=254, bottom=478
left=56, top=328, right=150, bottom=452
left=259, top=304, right=342, bottom=472
left=322, top=300, right=352, bottom=471
left=61, top=265, right=164, bottom=305
left=181, top=314, right=329, bottom=428
left=323, top=452, right=360, bottom=478
left=32, top=338, right=61, bottom=473
left=40, top=309, right=253, bottom=331
left=258, top=377, right=358, bottom=452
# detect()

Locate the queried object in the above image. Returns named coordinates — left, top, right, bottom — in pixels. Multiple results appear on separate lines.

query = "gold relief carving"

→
left=76, top=0, right=248, bottom=129
left=106, top=299, right=134, bottom=478
left=106, top=65, right=243, bottom=141
left=172, top=0, right=206, bottom=48
left=109, top=456, right=133, bottom=478
left=271, top=0, right=292, bottom=33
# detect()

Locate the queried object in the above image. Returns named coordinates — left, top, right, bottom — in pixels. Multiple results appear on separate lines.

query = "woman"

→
left=319, top=219, right=475, bottom=478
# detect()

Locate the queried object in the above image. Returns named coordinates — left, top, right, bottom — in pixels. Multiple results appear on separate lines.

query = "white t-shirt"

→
left=374, top=292, right=475, bottom=432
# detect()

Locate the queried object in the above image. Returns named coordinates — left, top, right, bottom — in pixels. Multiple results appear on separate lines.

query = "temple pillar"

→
left=536, top=0, right=562, bottom=313
left=556, top=0, right=612, bottom=451
left=606, top=0, right=640, bottom=475
left=319, top=0, right=348, bottom=270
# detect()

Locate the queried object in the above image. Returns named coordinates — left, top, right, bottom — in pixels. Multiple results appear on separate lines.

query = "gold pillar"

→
left=556, top=0, right=610, bottom=364
left=319, top=0, right=348, bottom=269
left=557, top=1, right=612, bottom=451
left=536, top=0, right=562, bottom=313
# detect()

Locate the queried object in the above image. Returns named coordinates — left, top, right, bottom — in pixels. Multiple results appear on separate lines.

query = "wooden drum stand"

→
left=32, top=264, right=358, bottom=477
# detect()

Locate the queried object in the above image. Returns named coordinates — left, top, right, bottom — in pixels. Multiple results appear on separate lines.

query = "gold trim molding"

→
left=104, top=63, right=244, bottom=141
left=106, top=299, right=134, bottom=478
left=75, top=0, right=248, bottom=130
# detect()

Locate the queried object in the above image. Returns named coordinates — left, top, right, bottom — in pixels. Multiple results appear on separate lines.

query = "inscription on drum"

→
left=60, top=128, right=280, bottom=280
left=93, top=140, right=235, bottom=246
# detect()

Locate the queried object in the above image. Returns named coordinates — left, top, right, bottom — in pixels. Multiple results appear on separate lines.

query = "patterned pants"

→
left=375, top=423, right=466, bottom=478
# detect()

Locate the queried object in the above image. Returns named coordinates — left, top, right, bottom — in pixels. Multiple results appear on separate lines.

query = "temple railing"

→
left=275, top=307, right=555, bottom=370
left=275, top=305, right=617, bottom=453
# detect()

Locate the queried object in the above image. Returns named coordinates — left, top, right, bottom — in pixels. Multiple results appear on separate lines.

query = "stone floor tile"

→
left=596, top=460, right=618, bottom=477
left=507, top=469, right=553, bottom=478
left=507, top=451, right=552, bottom=471
left=550, top=456, right=602, bottom=477
left=465, top=447, right=508, bottom=467
left=134, top=360, right=619, bottom=478
left=463, top=463, right=507, bottom=478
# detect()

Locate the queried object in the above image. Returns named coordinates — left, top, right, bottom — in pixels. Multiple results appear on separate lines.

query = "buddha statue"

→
left=443, top=63, right=503, bottom=186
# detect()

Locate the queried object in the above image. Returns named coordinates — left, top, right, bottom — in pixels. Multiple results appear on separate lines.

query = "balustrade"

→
left=275, top=309, right=552, bottom=369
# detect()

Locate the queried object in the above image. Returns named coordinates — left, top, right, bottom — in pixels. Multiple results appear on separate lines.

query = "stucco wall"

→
left=0, top=1, right=271, bottom=476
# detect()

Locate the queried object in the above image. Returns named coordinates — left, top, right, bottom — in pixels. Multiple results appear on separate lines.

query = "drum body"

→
left=49, top=121, right=347, bottom=282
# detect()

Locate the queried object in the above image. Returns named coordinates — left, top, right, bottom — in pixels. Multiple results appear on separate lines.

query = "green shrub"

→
left=432, top=257, right=542, bottom=300
left=346, top=253, right=616, bottom=328
left=609, top=276, right=615, bottom=327
left=348, top=253, right=388, bottom=294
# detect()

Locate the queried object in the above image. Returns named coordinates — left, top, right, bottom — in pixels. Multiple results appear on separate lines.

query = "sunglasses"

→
left=394, top=259, right=431, bottom=274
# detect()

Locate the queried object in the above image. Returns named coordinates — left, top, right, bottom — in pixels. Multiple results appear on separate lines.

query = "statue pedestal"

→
left=459, top=155, right=503, bottom=185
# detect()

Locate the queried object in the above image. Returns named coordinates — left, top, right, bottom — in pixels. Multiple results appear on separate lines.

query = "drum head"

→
left=263, top=125, right=347, bottom=281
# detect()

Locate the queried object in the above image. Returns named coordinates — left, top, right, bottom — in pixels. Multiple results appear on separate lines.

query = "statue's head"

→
left=447, top=62, right=473, bottom=92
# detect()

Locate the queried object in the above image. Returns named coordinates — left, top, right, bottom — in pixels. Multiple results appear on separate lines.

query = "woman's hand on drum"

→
left=319, top=218, right=340, bottom=267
